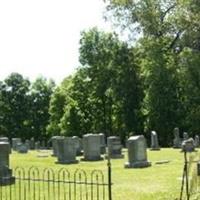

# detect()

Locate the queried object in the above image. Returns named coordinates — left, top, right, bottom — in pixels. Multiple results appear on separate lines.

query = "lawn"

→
left=8, top=148, right=197, bottom=200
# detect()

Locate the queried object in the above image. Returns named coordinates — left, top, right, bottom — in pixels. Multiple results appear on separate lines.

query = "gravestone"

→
left=150, top=131, right=160, bottom=150
left=0, top=137, right=9, bottom=143
left=194, top=135, right=200, bottom=148
left=173, top=127, right=182, bottom=148
left=51, top=136, right=63, bottom=157
left=182, top=138, right=195, bottom=152
left=30, top=138, right=35, bottom=150
left=35, top=141, right=40, bottom=150
left=99, top=133, right=106, bottom=154
left=183, top=132, right=189, bottom=141
left=72, top=136, right=82, bottom=156
left=106, top=136, right=124, bottom=159
left=56, top=137, right=78, bottom=164
left=0, top=142, right=15, bottom=185
left=17, top=144, right=28, bottom=153
left=12, top=138, right=21, bottom=151
left=125, top=135, right=151, bottom=168
left=81, top=134, right=103, bottom=161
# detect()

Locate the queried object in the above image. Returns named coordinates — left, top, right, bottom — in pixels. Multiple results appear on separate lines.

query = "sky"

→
left=0, top=0, right=113, bottom=84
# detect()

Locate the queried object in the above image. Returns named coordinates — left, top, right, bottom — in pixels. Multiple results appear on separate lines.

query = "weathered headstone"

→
left=56, top=137, right=78, bottom=164
left=150, top=131, right=160, bottom=150
left=173, top=127, right=182, bottom=148
left=0, top=142, right=15, bottom=185
left=194, top=135, right=200, bottom=148
left=183, top=132, right=189, bottom=141
left=35, top=141, right=40, bottom=150
left=12, top=138, right=21, bottom=151
left=125, top=135, right=151, bottom=168
left=51, top=136, right=63, bottom=157
left=99, top=133, right=106, bottom=154
left=72, top=136, right=82, bottom=156
left=17, top=144, right=29, bottom=153
left=106, top=136, right=124, bottom=159
left=82, top=134, right=103, bottom=161
left=182, top=138, right=195, bottom=152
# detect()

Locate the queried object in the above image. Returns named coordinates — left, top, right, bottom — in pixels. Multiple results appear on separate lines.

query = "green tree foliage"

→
left=0, top=73, right=30, bottom=138
left=49, top=28, right=144, bottom=141
left=103, top=0, right=200, bottom=145
left=0, top=73, right=54, bottom=140
left=29, top=77, right=55, bottom=139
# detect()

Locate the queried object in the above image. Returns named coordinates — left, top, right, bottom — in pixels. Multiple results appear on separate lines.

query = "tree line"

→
left=0, top=0, right=200, bottom=146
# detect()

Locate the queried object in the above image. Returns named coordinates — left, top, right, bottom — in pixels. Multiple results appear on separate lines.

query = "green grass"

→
left=8, top=148, right=195, bottom=200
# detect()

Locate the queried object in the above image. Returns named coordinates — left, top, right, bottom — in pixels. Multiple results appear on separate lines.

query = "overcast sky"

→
left=0, top=0, right=112, bottom=84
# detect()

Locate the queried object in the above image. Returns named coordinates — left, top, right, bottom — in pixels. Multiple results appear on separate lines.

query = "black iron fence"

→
left=0, top=166, right=112, bottom=200
left=180, top=151, right=200, bottom=200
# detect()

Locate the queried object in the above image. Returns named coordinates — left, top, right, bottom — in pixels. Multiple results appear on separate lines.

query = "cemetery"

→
left=0, top=0, right=199, bottom=200
left=0, top=132, right=198, bottom=200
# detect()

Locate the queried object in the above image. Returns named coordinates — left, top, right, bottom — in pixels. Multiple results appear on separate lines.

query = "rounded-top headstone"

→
left=173, top=127, right=182, bottom=148
left=82, top=134, right=103, bottom=161
left=150, top=131, right=160, bottom=150
left=125, top=135, right=151, bottom=168
left=106, top=136, right=124, bottom=159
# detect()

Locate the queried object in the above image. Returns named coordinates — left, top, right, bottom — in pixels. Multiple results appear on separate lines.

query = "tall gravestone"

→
left=72, top=136, right=82, bottom=156
left=12, top=138, right=21, bottom=151
left=106, top=136, right=124, bottom=159
left=183, top=132, right=189, bottom=141
left=82, top=134, right=103, bottom=161
left=99, top=133, right=106, bottom=154
left=194, top=135, right=200, bottom=148
left=150, top=131, right=160, bottom=150
left=125, top=135, right=151, bottom=168
left=56, top=137, right=78, bottom=164
left=0, top=142, right=15, bottom=185
left=173, top=127, right=182, bottom=148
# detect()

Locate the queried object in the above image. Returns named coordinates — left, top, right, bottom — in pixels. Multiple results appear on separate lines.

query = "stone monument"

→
left=82, top=134, right=103, bottom=161
left=150, top=131, right=160, bottom=150
left=51, top=136, right=63, bottom=157
left=125, top=135, right=151, bottom=168
left=182, top=138, right=195, bottom=152
left=56, top=137, right=78, bottom=164
left=173, top=127, right=182, bottom=148
left=0, top=142, right=15, bottom=185
left=106, top=136, right=124, bottom=158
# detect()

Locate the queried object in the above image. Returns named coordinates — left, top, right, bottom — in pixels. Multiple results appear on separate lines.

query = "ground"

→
left=9, top=148, right=195, bottom=200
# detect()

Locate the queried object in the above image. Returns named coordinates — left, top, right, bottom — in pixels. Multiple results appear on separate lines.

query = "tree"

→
left=29, top=77, right=55, bottom=139
left=0, top=73, right=30, bottom=138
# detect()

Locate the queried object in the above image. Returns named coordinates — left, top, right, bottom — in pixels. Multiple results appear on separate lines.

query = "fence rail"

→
left=0, top=166, right=111, bottom=200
